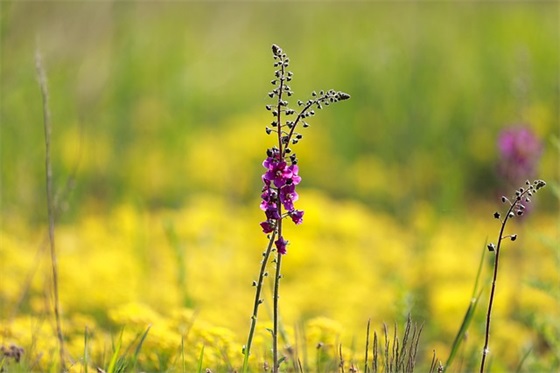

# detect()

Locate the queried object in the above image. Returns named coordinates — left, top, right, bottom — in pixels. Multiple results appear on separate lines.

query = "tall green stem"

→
left=273, top=251, right=283, bottom=372
left=480, top=210, right=511, bottom=373
left=243, top=231, right=277, bottom=373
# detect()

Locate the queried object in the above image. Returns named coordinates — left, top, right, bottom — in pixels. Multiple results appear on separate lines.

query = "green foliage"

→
left=1, top=2, right=557, bottom=220
left=106, top=328, right=124, bottom=373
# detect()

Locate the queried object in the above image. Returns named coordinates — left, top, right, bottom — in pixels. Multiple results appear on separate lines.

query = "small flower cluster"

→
left=258, top=44, right=349, bottom=255
left=487, top=179, right=546, bottom=252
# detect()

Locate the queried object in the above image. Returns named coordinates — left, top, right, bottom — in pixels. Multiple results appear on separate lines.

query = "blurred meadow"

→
left=1, top=1, right=559, bottom=372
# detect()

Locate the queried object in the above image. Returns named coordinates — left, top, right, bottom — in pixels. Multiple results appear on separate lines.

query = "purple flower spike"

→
left=259, top=146, right=305, bottom=244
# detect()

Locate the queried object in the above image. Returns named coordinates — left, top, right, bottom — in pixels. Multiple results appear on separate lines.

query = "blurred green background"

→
left=1, top=2, right=557, bottom=221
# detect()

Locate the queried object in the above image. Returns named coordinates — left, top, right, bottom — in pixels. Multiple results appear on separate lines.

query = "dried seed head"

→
left=338, top=91, right=351, bottom=100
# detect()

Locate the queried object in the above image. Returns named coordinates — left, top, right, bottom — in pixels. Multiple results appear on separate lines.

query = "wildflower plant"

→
left=243, top=44, right=350, bottom=372
left=480, top=179, right=546, bottom=373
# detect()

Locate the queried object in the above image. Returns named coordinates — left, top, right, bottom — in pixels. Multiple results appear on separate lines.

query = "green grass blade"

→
left=181, top=335, right=186, bottom=373
left=471, top=240, right=487, bottom=299
left=444, top=287, right=483, bottom=371
left=107, top=328, right=124, bottom=373
left=444, top=242, right=487, bottom=371
left=84, top=326, right=89, bottom=373
left=197, top=345, right=205, bottom=373
left=131, top=325, right=151, bottom=370
left=515, top=347, right=532, bottom=373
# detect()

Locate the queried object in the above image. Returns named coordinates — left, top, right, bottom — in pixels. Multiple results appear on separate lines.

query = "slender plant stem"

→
left=242, top=231, right=277, bottom=372
left=35, top=48, right=66, bottom=372
left=364, top=319, right=371, bottom=373
left=10, top=108, right=81, bottom=321
left=271, top=187, right=283, bottom=373
left=480, top=202, right=516, bottom=373
left=271, top=45, right=286, bottom=373
left=273, top=249, right=283, bottom=372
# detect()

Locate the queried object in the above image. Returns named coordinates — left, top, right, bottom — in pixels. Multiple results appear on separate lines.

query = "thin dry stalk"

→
left=369, top=317, right=424, bottom=373
left=339, top=344, right=345, bottom=373
left=10, top=119, right=81, bottom=321
left=364, top=319, right=371, bottom=373
left=429, top=350, right=442, bottom=373
left=408, top=322, right=423, bottom=372
left=372, top=331, right=378, bottom=373
left=35, top=48, right=65, bottom=371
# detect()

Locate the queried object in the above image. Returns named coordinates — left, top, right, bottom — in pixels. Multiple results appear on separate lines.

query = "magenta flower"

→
left=275, top=236, right=288, bottom=255
left=279, top=183, right=299, bottom=211
left=264, top=160, right=290, bottom=188
left=287, top=164, right=301, bottom=185
left=498, top=126, right=542, bottom=186
left=289, top=210, right=304, bottom=225
left=260, top=220, right=275, bottom=234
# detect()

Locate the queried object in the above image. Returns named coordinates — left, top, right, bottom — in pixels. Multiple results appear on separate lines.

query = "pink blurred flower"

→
left=498, top=126, right=542, bottom=186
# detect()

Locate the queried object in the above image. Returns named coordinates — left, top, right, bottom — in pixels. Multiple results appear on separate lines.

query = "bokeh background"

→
left=1, top=2, right=558, bottom=372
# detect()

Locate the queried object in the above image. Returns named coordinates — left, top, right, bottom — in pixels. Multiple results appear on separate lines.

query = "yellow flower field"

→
left=1, top=191, right=557, bottom=371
